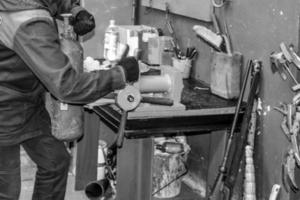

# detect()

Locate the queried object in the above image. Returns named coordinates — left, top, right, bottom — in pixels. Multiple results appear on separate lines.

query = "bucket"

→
left=152, top=137, right=189, bottom=198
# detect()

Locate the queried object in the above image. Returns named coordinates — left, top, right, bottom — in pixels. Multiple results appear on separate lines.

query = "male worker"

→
left=0, top=0, right=139, bottom=199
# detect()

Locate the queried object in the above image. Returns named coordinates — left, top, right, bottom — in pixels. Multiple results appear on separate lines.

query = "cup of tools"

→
left=172, top=57, right=192, bottom=79
left=172, top=47, right=198, bottom=79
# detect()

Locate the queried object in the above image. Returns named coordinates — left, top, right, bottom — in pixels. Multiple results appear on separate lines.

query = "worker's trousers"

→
left=0, top=134, right=70, bottom=200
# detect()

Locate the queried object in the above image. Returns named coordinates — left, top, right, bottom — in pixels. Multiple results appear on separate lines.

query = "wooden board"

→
left=141, top=0, right=212, bottom=22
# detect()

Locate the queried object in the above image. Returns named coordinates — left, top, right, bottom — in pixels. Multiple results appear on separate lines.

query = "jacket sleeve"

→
left=13, top=15, right=126, bottom=104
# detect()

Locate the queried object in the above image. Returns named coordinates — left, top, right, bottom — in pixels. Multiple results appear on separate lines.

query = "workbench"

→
left=75, top=79, right=243, bottom=200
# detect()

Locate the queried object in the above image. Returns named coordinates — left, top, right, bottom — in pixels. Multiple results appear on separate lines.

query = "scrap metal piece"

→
left=293, top=93, right=300, bottom=105
left=270, top=52, right=287, bottom=81
left=292, top=84, right=300, bottom=92
left=269, top=184, right=281, bottom=200
left=282, top=150, right=299, bottom=193
left=288, top=45, right=300, bottom=70
left=270, top=49, right=299, bottom=88
left=290, top=111, right=300, bottom=166
left=280, top=43, right=293, bottom=62
left=274, top=104, right=290, bottom=141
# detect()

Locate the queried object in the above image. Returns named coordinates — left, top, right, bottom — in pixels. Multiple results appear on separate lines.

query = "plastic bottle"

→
left=103, top=20, right=119, bottom=63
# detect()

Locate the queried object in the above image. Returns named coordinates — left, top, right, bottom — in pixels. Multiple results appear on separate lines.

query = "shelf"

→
left=141, top=0, right=212, bottom=22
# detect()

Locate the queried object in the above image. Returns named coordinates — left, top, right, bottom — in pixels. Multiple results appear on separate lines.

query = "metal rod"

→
left=209, top=60, right=253, bottom=199
left=116, top=111, right=128, bottom=148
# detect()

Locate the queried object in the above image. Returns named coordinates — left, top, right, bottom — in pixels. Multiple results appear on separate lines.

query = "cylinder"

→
left=85, top=179, right=110, bottom=199
left=97, top=140, right=107, bottom=180
left=46, top=14, right=84, bottom=141
left=139, top=74, right=171, bottom=93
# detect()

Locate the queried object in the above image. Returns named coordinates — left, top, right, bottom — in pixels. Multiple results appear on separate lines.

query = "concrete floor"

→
left=20, top=148, right=89, bottom=200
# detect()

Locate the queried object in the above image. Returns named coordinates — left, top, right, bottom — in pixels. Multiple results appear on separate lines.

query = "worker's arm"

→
left=13, top=11, right=126, bottom=104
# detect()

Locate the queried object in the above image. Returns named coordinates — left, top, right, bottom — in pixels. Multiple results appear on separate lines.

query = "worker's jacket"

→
left=0, top=0, right=126, bottom=145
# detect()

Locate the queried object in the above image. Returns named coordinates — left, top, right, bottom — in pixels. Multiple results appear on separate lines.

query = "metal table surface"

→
left=92, top=79, right=241, bottom=138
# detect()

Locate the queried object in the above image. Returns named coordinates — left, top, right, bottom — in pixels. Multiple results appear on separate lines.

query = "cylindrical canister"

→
left=46, top=14, right=84, bottom=141
left=97, top=140, right=108, bottom=180
left=139, top=74, right=171, bottom=93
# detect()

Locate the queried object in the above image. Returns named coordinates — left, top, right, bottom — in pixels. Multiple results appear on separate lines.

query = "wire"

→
left=152, top=160, right=188, bottom=196
left=152, top=168, right=188, bottom=196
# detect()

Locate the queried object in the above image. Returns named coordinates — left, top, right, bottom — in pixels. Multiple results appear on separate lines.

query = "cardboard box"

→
left=210, top=51, right=243, bottom=99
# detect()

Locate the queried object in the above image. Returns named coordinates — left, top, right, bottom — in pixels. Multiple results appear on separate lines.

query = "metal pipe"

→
left=85, top=178, right=110, bottom=199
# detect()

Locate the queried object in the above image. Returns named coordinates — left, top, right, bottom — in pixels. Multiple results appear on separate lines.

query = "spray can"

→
left=103, top=19, right=119, bottom=63
left=46, top=13, right=84, bottom=141
left=97, top=140, right=108, bottom=180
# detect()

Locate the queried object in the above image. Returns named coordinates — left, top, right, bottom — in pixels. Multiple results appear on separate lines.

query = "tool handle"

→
left=189, top=50, right=198, bottom=60
left=269, top=184, right=280, bottom=200
left=222, top=34, right=232, bottom=55
left=141, top=96, right=174, bottom=106
left=186, top=48, right=191, bottom=58
left=116, top=111, right=128, bottom=148
left=211, top=11, right=221, bottom=34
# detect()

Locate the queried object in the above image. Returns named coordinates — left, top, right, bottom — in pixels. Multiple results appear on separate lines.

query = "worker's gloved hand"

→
left=73, top=10, right=95, bottom=36
left=118, top=57, right=139, bottom=83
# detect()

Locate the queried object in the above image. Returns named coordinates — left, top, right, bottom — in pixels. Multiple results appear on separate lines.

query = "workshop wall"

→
left=139, top=1, right=300, bottom=199
left=223, top=1, right=300, bottom=199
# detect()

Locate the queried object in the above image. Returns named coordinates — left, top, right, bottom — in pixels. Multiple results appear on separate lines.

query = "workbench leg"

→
left=75, top=110, right=100, bottom=190
left=116, top=137, right=153, bottom=200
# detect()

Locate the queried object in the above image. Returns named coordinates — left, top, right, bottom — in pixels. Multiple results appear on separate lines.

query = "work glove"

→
left=118, top=57, right=139, bottom=83
left=73, top=10, right=95, bottom=36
